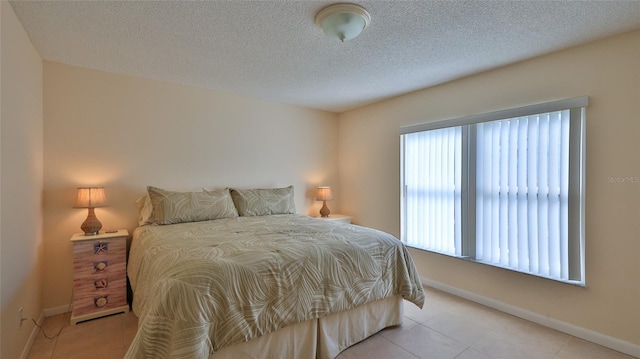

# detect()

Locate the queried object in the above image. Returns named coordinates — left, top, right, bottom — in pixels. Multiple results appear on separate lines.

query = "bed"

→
left=124, top=186, right=425, bottom=359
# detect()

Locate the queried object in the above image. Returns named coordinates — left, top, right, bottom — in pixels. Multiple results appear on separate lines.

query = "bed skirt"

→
left=209, top=295, right=404, bottom=359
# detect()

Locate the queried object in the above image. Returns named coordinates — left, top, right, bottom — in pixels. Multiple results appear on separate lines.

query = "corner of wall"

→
left=1, top=1, right=45, bottom=358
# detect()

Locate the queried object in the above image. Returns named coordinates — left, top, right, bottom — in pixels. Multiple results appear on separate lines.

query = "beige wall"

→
left=42, top=62, right=339, bottom=309
left=1, top=2, right=45, bottom=358
left=338, top=29, right=640, bottom=346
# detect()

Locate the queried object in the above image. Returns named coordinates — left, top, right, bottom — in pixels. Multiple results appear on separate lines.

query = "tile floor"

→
left=28, top=287, right=635, bottom=359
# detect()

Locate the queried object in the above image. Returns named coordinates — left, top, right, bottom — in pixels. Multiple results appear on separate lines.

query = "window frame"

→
left=400, top=97, right=587, bottom=285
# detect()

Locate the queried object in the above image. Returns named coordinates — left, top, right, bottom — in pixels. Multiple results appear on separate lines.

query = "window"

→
left=400, top=98, right=586, bottom=284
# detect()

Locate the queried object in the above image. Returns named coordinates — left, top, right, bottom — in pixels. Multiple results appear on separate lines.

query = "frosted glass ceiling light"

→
left=315, top=3, right=371, bottom=42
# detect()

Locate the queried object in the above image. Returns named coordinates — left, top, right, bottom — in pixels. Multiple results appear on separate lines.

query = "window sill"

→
left=406, top=245, right=586, bottom=287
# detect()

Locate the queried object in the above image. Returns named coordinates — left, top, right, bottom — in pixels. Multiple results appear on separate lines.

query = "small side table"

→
left=70, top=230, right=129, bottom=324
left=315, top=214, right=352, bottom=224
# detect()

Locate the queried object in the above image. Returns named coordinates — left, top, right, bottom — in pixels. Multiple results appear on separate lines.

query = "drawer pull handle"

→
left=94, top=261, right=108, bottom=271
left=94, top=242, right=108, bottom=254
left=94, top=278, right=108, bottom=289
left=94, top=296, right=108, bottom=308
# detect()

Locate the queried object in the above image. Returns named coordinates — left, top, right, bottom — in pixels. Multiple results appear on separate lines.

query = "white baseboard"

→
left=421, top=277, right=640, bottom=358
left=19, top=311, right=45, bottom=359
left=43, top=304, right=71, bottom=317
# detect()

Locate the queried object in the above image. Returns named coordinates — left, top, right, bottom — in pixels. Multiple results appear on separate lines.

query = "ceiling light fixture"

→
left=315, top=3, right=371, bottom=42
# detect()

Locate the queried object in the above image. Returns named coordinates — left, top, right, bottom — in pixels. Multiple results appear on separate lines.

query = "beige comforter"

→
left=125, top=214, right=424, bottom=358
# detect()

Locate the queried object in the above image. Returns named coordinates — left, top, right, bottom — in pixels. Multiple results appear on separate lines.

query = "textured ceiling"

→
left=10, top=1, right=640, bottom=113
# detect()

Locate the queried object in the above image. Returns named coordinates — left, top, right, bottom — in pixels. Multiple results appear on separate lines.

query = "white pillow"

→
left=135, top=194, right=154, bottom=226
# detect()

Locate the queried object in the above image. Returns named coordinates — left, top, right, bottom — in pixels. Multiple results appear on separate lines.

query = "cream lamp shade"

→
left=73, top=187, right=108, bottom=235
left=315, top=3, right=371, bottom=42
left=316, top=186, right=333, bottom=217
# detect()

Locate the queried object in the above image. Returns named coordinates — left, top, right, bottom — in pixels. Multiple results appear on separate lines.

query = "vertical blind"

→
left=403, top=127, right=462, bottom=256
left=475, top=111, right=570, bottom=280
left=400, top=97, right=586, bottom=284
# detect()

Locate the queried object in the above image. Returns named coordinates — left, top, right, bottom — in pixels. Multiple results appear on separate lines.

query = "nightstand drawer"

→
left=73, top=250, right=127, bottom=278
left=73, top=274, right=127, bottom=294
left=71, top=276, right=127, bottom=317
left=72, top=238, right=126, bottom=259
left=73, top=256, right=127, bottom=277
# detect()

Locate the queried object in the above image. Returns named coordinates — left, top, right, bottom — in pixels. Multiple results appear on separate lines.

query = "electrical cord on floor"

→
left=28, top=294, right=73, bottom=340
left=30, top=317, right=64, bottom=340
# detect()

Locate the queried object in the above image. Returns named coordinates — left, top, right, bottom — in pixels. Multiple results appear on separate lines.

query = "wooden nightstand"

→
left=315, top=214, right=352, bottom=224
left=70, top=230, right=129, bottom=324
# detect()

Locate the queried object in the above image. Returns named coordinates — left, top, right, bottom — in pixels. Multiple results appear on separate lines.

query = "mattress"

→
left=125, top=214, right=424, bottom=358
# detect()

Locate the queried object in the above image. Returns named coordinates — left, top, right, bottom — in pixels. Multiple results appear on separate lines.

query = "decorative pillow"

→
left=147, top=186, right=238, bottom=225
left=230, top=186, right=296, bottom=216
left=135, top=194, right=154, bottom=226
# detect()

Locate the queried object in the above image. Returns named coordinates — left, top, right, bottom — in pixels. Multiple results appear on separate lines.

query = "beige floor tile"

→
left=554, top=338, right=637, bottom=359
left=507, top=319, right=572, bottom=344
left=53, top=314, right=125, bottom=358
left=52, top=344, right=127, bottom=359
left=25, top=351, right=54, bottom=359
left=471, top=330, right=543, bottom=359
left=383, top=322, right=468, bottom=359
left=26, top=313, right=72, bottom=359
left=471, top=320, right=571, bottom=359
left=455, top=301, right=520, bottom=330
left=379, top=317, right=419, bottom=340
left=123, top=328, right=138, bottom=349
left=404, top=298, right=447, bottom=324
left=40, top=313, right=69, bottom=333
left=339, top=334, right=418, bottom=359
left=426, top=290, right=472, bottom=313
left=121, top=311, right=138, bottom=328
left=27, top=330, right=56, bottom=359
left=456, top=348, right=496, bottom=359
left=122, top=311, right=139, bottom=348
left=423, top=311, right=494, bottom=346
left=58, top=314, right=121, bottom=338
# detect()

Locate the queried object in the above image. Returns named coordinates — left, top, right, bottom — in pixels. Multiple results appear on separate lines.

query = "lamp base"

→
left=81, top=208, right=103, bottom=236
left=319, top=201, right=331, bottom=218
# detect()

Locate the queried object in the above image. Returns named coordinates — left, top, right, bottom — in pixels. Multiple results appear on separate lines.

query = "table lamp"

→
left=73, top=187, right=108, bottom=235
left=316, top=186, right=333, bottom=218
